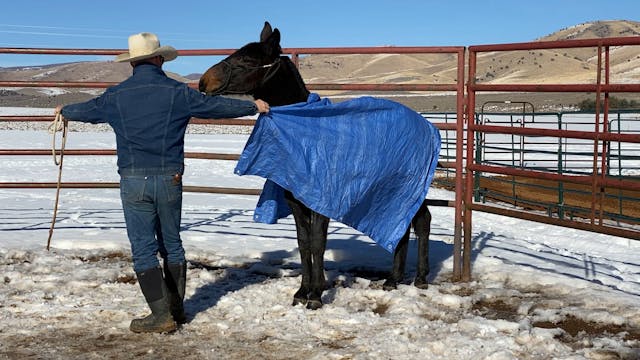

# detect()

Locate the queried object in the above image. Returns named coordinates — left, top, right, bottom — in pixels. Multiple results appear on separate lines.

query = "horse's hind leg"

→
left=306, top=210, right=329, bottom=309
left=412, top=201, right=431, bottom=289
left=383, top=228, right=409, bottom=291
left=286, top=196, right=312, bottom=306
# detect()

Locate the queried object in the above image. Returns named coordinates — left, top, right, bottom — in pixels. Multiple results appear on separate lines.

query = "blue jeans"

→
left=119, top=170, right=185, bottom=273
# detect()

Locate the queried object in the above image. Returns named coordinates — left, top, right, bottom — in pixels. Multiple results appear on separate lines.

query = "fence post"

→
left=557, top=112, right=565, bottom=220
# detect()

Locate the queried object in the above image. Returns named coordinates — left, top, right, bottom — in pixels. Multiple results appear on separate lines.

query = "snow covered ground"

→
left=1, top=128, right=639, bottom=359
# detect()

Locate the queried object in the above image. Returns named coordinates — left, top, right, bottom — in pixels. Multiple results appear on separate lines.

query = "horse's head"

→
left=199, top=22, right=283, bottom=96
left=199, top=22, right=309, bottom=106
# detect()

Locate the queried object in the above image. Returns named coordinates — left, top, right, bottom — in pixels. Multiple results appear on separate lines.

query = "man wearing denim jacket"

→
left=55, top=32, right=269, bottom=334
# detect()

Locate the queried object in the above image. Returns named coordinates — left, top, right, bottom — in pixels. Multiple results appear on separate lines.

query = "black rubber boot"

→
left=164, top=262, right=187, bottom=324
left=130, top=266, right=177, bottom=333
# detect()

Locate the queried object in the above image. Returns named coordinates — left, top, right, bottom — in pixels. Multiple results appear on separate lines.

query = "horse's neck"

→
left=256, top=57, right=309, bottom=106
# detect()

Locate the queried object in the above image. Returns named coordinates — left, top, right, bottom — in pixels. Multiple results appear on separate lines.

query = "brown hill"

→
left=0, top=61, right=131, bottom=82
left=300, top=20, right=640, bottom=86
left=297, top=20, right=640, bottom=111
left=0, top=62, right=192, bottom=108
left=0, top=61, right=191, bottom=83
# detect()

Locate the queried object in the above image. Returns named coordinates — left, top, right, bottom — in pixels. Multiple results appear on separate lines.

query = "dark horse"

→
left=200, top=22, right=432, bottom=309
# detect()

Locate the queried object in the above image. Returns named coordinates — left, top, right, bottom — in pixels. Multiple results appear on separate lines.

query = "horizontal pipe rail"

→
left=0, top=181, right=453, bottom=208
left=469, top=163, right=640, bottom=192
left=283, top=46, right=465, bottom=55
left=0, top=116, right=451, bottom=129
left=469, top=36, right=640, bottom=52
left=190, top=118, right=256, bottom=126
left=308, top=83, right=459, bottom=92
left=471, top=124, right=640, bottom=143
left=470, top=83, right=640, bottom=93
left=0, top=48, right=126, bottom=55
left=437, top=161, right=457, bottom=169
left=0, top=46, right=464, bottom=56
left=0, top=80, right=458, bottom=92
left=0, top=149, right=242, bottom=160
left=471, top=203, right=640, bottom=240
left=0, top=182, right=261, bottom=195
left=0, top=116, right=256, bottom=126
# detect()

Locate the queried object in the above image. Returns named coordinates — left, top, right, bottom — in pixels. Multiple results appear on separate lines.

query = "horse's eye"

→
left=231, top=57, right=253, bottom=68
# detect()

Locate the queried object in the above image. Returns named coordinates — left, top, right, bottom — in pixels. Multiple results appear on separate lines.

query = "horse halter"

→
left=207, top=57, right=282, bottom=96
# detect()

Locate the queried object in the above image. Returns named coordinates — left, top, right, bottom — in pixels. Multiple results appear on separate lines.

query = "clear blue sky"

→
left=1, top=0, right=639, bottom=75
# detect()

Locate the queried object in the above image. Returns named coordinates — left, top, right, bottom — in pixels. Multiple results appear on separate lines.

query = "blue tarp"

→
left=234, top=93, right=441, bottom=252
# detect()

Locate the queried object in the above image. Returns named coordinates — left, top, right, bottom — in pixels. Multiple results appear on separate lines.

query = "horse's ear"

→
left=260, top=22, right=273, bottom=42
left=269, top=28, right=281, bottom=47
left=262, top=28, right=281, bottom=57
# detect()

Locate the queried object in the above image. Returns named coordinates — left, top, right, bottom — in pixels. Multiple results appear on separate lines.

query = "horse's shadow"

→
left=322, top=235, right=452, bottom=280
left=183, top=234, right=453, bottom=321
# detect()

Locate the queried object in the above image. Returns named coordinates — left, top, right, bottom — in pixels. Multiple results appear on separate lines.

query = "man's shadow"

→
left=183, top=248, right=296, bottom=322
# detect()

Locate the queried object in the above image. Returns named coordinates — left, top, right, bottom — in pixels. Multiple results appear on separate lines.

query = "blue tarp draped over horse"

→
left=234, top=93, right=441, bottom=252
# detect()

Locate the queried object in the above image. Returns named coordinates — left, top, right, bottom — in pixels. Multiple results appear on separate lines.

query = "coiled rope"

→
left=47, top=112, right=68, bottom=250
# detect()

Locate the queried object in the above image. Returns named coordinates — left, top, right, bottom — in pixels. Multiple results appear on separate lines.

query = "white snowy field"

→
left=1, top=128, right=639, bottom=359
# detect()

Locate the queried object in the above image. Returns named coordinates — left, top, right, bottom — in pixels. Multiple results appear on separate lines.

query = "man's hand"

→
left=254, top=99, right=270, bottom=113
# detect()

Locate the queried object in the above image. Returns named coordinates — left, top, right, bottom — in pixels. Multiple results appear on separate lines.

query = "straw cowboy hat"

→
left=115, top=32, right=178, bottom=63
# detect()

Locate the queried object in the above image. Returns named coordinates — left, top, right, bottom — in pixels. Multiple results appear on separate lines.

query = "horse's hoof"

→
left=414, top=278, right=429, bottom=289
left=306, top=299, right=323, bottom=310
left=292, top=297, right=307, bottom=307
left=382, top=279, right=398, bottom=291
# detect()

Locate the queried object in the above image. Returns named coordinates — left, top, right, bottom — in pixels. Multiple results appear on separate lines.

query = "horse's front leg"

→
left=412, top=201, right=431, bottom=289
left=286, top=194, right=329, bottom=309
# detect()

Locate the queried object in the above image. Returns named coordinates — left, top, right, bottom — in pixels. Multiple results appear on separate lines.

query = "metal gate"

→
left=2, top=36, right=640, bottom=282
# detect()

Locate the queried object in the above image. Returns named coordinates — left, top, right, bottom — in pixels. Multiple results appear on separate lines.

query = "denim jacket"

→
left=61, top=64, right=257, bottom=174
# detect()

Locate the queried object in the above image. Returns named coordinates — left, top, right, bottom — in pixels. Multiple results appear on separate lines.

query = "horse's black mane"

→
left=280, top=55, right=310, bottom=101
left=253, top=55, right=309, bottom=106
left=280, top=56, right=309, bottom=101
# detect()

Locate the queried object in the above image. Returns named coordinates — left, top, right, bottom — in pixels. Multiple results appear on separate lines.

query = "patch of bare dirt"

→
left=476, top=175, right=640, bottom=223
left=0, top=328, right=315, bottom=360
